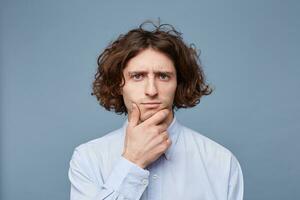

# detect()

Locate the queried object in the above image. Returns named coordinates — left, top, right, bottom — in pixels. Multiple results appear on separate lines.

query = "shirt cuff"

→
left=103, top=156, right=150, bottom=200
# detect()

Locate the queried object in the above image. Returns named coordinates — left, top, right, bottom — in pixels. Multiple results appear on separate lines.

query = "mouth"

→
left=141, top=102, right=161, bottom=109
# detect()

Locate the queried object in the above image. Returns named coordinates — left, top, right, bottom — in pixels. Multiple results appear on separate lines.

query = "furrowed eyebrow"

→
left=156, top=71, right=174, bottom=76
left=127, top=70, right=175, bottom=76
left=128, top=71, right=146, bottom=75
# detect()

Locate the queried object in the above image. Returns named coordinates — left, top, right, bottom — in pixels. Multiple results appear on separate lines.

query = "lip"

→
left=142, top=102, right=161, bottom=104
left=141, top=102, right=161, bottom=108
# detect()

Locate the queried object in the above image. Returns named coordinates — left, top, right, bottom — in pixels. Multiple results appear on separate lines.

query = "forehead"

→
left=124, top=48, right=175, bottom=72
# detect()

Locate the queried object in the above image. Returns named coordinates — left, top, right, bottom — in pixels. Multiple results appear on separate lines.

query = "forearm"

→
left=69, top=148, right=149, bottom=200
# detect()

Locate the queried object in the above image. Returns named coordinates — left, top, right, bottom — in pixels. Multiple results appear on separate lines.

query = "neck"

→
left=164, top=109, right=174, bottom=127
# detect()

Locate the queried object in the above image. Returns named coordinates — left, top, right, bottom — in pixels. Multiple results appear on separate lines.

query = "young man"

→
left=68, top=21, right=244, bottom=200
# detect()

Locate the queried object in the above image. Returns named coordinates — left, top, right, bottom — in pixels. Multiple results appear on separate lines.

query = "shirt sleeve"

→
left=68, top=147, right=150, bottom=200
left=227, top=155, right=244, bottom=200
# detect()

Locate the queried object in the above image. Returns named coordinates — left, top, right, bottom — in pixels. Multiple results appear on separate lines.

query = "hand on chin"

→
left=140, top=109, right=157, bottom=122
left=140, top=107, right=168, bottom=122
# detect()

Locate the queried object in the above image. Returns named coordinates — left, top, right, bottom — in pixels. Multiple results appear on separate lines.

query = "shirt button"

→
left=142, top=179, right=148, bottom=185
left=152, top=174, right=158, bottom=180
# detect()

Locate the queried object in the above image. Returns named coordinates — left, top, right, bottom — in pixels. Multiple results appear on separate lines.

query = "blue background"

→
left=1, top=0, right=299, bottom=199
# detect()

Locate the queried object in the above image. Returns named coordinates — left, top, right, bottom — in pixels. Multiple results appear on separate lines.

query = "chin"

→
left=141, top=106, right=171, bottom=122
left=140, top=109, right=157, bottom=122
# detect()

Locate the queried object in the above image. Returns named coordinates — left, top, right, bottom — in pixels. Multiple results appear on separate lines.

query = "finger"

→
left=160, top=131, right=169, bottom=142
left=161, top=133, right=172, bottom=148
left=153, top=131, right=169, bottom=144
left=146, top=131, right=169, bottom=150
left=144, top=109, right=169, bottom=126
left=156, top=123, right=169, bottom=133
left=164, top=138, right=172, bottom=148
left=128, top=102, right=140, bottom=127
left=160, top=131, right=171, bottom=146
left=166, top=138, right=172, bottom=145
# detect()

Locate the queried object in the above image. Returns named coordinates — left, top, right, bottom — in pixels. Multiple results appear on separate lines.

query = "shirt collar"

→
left=121, top=115, right=182, bottom=161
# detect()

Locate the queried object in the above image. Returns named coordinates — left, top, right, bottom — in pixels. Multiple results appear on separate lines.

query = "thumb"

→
left=128, top=102, right=140, bottom=127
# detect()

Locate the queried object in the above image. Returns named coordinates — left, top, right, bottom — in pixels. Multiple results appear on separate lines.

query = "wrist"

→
left=122, top=152, right=146, bottom=169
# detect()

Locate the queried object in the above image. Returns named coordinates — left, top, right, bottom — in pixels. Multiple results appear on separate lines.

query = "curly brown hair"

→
left=92, top=20, right=213, bottom=115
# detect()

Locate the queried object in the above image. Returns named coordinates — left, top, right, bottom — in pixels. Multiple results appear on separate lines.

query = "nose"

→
left=145, top=77, right=158, bottom=97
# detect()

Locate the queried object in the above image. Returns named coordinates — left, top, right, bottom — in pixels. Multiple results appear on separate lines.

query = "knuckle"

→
left=160, top=124, right=168, bottom=132
left=160, top=134, right=166, bottom=141
left=164, top=133, right=169, bottom=140
left=166, top=139, right=171, bottom=146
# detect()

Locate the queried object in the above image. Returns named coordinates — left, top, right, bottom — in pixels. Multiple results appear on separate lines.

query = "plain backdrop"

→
left=1, top=0, right=299, bottom=199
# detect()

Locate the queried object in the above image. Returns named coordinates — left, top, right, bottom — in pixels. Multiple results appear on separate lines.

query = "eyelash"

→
left=130, top=73, right=170, bottom=81
left=159, top=74, right=170, bottom=80
left=131, top=74, right=143, bottom=80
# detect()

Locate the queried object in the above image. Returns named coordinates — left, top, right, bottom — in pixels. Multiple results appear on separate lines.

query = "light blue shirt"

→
left=68, top=116, right=244, bottom=200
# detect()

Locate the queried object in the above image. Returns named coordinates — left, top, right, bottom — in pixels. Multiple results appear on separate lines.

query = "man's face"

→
left=121, top=48, right=177, bottom=122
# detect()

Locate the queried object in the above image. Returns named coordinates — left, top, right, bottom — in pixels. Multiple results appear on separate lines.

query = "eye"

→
left=131, top=73, right=143, bottom=81
left=159, top=73, right=170, bottom=80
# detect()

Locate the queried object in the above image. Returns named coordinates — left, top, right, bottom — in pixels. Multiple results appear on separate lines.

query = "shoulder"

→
left=68, top=127, right=125, bottom=183
left=180, top=124, right=236, bottom=163
left=72, top=127, right=124, bottom=161
left=179, top=124, right=243, bottom=179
